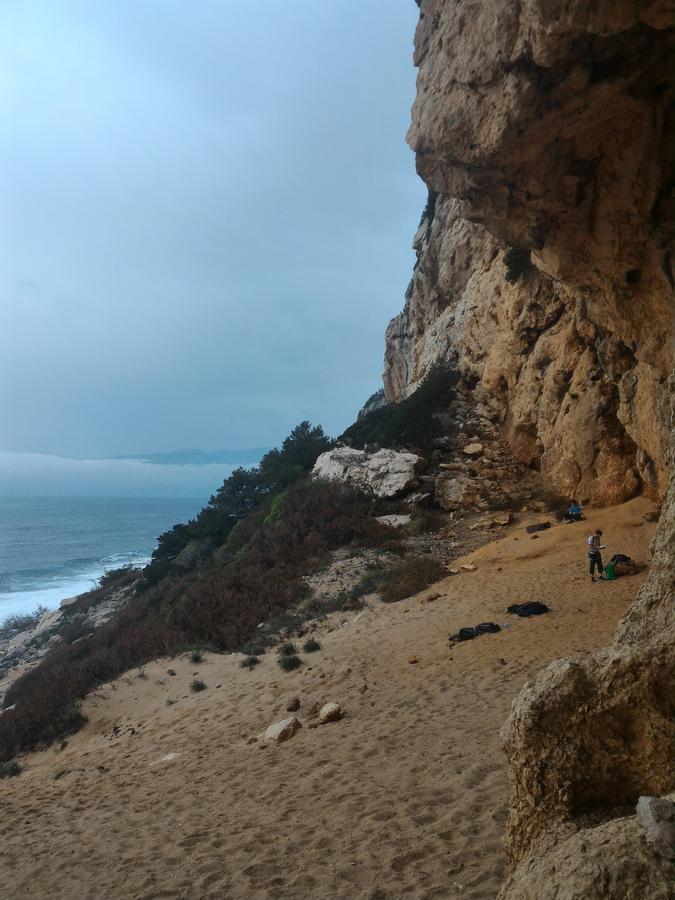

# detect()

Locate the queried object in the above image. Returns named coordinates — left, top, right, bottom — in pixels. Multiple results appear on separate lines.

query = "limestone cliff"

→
left=391, top=3, right=675, bottom=896
left=499, top=440, right=674, bottom=898
left=386, top=0, right=674, bottom=505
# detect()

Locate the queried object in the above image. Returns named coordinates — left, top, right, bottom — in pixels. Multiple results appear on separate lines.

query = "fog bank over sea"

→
left=0, top=450, right=247, bottom=498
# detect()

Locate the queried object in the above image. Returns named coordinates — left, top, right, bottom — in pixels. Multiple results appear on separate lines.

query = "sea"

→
left=0, top=496, right=206, bottom=621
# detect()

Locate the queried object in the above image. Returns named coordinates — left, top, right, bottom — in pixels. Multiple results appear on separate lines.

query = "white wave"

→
left=0, top=554, right=151, bottom=620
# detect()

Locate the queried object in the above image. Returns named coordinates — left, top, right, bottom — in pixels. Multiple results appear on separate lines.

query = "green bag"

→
left=604, top=563, right=616, bottom=581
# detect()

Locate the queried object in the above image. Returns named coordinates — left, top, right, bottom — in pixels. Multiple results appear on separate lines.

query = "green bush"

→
left=240, top=655, right=260, bottom=669
left=348, top=567, right=390, bottom=600
left=303, top=638, right=321, bottom=653
left=419, top=189, right=438, bottom=228
left=277, top=655, right=302, bottom=672
left=379, top=557, right=448, bottom=604
left=340, top=361, right=459, bottom=450
left=189, top=649, right=203, bottom=664
left=504, top=246, right=533, bottom=284
left=141, top=421, right=334, bottom=589
left=0, top=606, right=48, bottom=639
left=276, top=641, right=297, bottom=658
left=0, top=760, right=22, bottom=778
left=190, top=678, right=207, bottom=693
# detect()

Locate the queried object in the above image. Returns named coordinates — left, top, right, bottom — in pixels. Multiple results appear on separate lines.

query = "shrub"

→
left=189, top=650, right=203, bottom=664
left=0, top=760, right=22, bottom=778
left=277, top=655, right=302, bottom=672
left=348, top=566, right=390, bottom=600
left=140, top=421, right=334, bottom=589
left=68, top=567, right=139, bottom=615
left=340, top=361, right=459, bottom=451
left=504, top=246, right=533, bottom=283
left=0, top=606, right=48, bottom=639
left=276, top=641, right=297, bottom=658
left=240, top=655, right=260, bottom=669
left=379, top=557, right=448, bottom=604
left=303, top=638, right=321, bottom=653
left=409, top=507, right=448, bottom=534
left=58, top=617, right=94, bottom=646
left=98, top=566, right=138, bottom=590
left=190, top=678, right=207, bottom=693
left=419, top=189, right=438, bottom=228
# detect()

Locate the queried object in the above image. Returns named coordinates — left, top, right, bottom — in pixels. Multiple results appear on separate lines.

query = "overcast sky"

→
left=1, top=0, right=423, bottom=466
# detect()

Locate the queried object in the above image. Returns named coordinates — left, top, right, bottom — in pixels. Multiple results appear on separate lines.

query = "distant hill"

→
left=113, top=448, right=270, bottom=467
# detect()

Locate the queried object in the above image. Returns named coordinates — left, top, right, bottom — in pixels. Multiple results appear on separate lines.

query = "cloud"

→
left=0, top=451, right=231, bottom=498
left=0, top=1, right=423, bottom=463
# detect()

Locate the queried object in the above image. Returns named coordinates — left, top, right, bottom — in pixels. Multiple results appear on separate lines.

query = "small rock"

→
left=531, top=534, right=539, bottom=540
left=359, top=684, right=368, bottom=694
left=167, top=669, right=177, bottom=677
left=447, top=567, right=459, bottom=575
left=492, top=511, right=511, bottom=526
left=286, top=697, right=301, bottom=712
left=636, top=796, right=675, bottom=858
left=317, top=702, right=342, bottom=725
left=462, top=442, right=483, bottom=456
left=461, top=563, right=476, bottom=572
left=408, top=655, right=418, bottom=665
left=376, top=514, right=412, bottom=528
left=263, top=716, right=302, bottom=744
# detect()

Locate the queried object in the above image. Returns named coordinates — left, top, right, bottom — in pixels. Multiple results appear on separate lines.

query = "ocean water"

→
left=0, top=496, right=206, bottom=620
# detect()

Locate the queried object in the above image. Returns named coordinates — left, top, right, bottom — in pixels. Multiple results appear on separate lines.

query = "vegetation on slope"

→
left=0, top=364, right=461, bottom=760
left=141, top=421, right=334, bottom=588
left=0, top=424, right=393, bottom=761
left=340, top=361, right=459, bottom=450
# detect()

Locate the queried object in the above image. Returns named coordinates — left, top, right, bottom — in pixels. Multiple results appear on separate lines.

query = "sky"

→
left=0, top=1, right=424, bottom=494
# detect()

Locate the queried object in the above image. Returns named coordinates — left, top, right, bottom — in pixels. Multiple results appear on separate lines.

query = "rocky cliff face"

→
left=386, top=0, right=674, bottom=505
left=499, top=441, right=674, bottom=898
left=391, top=2, right=675, bottom=895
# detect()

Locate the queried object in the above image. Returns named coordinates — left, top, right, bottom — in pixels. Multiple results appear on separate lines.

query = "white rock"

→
left=313, top=447, right=424, bottom=499
left=263, top=715, right=302, bottom=743
left=375, top=514, right=412, bottom=528
left=317, top=702, right=342, bottom=725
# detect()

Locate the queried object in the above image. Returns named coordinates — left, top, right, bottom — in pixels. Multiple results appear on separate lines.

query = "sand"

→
left=0, top=498, right=658, bottom=900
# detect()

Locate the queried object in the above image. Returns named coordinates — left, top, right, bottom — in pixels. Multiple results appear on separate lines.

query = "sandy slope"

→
left=0, top=498, right=658, bottom=900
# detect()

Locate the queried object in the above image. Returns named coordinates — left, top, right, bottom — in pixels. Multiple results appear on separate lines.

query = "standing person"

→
left=588, top=529, right=605, bottom=582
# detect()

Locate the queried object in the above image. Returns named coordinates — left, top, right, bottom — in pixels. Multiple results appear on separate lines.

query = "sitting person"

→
left=564, top=499, right=583, bottom=523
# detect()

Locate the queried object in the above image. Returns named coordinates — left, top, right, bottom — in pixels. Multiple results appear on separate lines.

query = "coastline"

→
left=0, top=495, right=205, bottom=621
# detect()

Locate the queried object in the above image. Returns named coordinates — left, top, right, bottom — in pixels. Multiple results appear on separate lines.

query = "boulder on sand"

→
left=312, top=447, right=425, bottom=499
left=263, top=716, right=302, bottom=743
left=317, top=702, right=343, bottom=725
